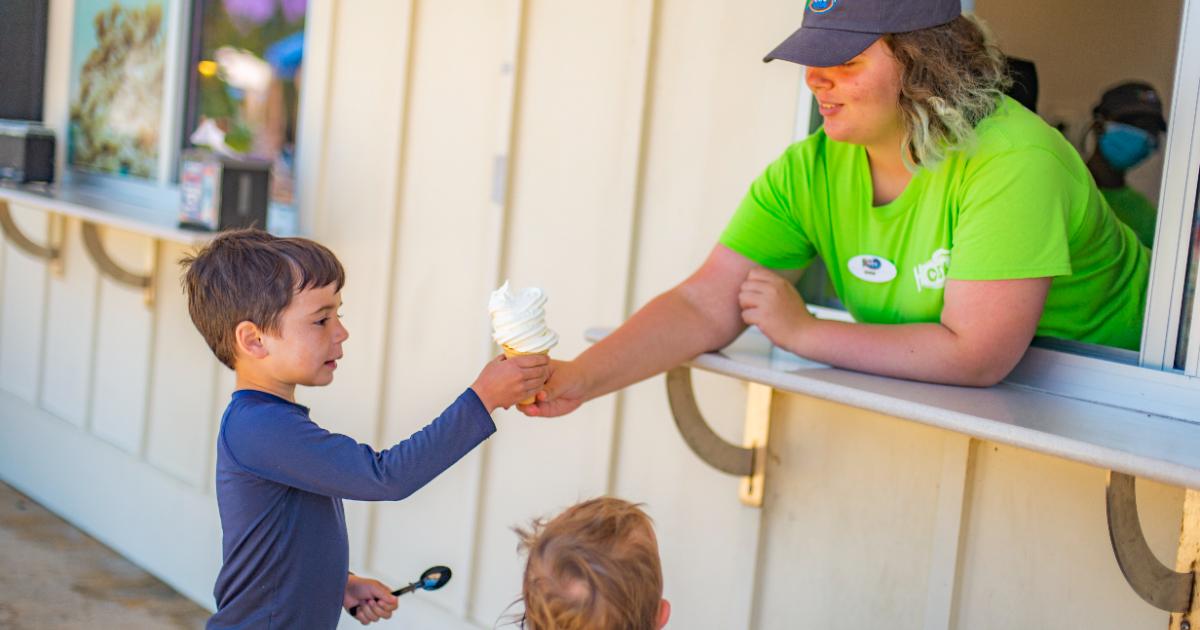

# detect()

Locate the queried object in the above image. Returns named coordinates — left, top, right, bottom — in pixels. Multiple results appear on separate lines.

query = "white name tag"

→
left=847, top=254, right=897, bottom=283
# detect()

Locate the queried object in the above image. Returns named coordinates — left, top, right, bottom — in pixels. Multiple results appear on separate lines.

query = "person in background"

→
left=1087, top=81, right=1168, bottom=249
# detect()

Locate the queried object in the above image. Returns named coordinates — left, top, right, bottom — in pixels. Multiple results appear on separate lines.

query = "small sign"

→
left=847, top=254, right=897, bottom=283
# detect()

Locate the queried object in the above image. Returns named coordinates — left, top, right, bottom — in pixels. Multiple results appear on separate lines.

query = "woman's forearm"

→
left=786, top=318, right=1015, bottom=386
left=575, top=284, right=746, bottom=401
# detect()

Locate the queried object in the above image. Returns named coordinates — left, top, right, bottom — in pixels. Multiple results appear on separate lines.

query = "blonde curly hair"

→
left=884, top=14, right=1012, bottom=168
left=513, top=498, right=662, bottom=630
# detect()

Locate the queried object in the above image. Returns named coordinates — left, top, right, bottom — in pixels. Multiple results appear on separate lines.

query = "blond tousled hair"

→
left=884, top=14, right=1012, bottom=169
left=514, top=497, right=663, bottom=630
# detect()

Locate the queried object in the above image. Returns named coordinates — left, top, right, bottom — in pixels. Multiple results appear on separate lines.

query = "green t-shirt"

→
left=1102, top=185, right=1157, bottom=249
left=720, top=97, right=1149, bottom=350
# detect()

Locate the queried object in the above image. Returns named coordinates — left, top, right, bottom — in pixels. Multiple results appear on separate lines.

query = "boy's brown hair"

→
left=516, top=497, right=663, bottom=630
left=179, top=228, right=345, bottom=369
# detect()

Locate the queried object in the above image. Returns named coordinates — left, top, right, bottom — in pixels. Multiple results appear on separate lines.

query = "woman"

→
left=525, top=0, right=1148, bottom=418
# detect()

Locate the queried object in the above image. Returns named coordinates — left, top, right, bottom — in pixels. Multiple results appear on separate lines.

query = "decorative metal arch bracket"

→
left=81, top=222, right=157, bottom=308
left=0, top=199, right=65, bottom=274
left=665, top=366, right=772, bottom=507
left=1106, top=471, right=1198, bottom=619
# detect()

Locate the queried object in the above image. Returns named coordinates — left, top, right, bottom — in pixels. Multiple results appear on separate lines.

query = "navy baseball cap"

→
left=1094, top=82, right=1167, bottom=132
left=765, top=0, right=963, bottom=67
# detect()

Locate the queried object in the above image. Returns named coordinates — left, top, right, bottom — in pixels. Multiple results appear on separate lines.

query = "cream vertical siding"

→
left=0, top=1, right=1188, bottom=628
left=41, top=218, right=99, bottom=427
left=0, top=207, right=48, bottom=402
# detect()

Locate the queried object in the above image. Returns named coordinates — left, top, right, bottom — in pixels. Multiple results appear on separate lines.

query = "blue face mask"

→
left=1098, top=122, right=1159, bottom=171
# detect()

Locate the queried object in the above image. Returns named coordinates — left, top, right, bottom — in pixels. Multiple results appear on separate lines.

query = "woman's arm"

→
left=741, top=269, right=1050, bottom=386
left=523, top=244, right=781, bottom=417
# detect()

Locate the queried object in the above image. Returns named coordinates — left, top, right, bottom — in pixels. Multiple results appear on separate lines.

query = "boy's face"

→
left=259, top=282, right=348, bottom=387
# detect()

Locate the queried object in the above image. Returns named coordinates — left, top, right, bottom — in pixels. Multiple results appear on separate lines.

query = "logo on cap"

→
left=809, top=0, right=838, bottom=14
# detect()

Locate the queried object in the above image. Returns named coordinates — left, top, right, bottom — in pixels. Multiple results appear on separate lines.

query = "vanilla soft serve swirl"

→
left=489, top=280, right=559, bottom=353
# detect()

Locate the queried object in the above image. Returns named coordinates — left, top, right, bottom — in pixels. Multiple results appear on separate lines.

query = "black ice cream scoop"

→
left=347, top=565, right=452, bottom=618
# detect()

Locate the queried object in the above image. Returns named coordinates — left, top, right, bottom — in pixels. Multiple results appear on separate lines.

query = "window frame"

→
left=62, top=0, right=190, bottom=209
left=791, top=0, right=1200, bottom=418
left=59, top=0, right=332, bottom=236
left=1141, top=0, right=1200, bottom=375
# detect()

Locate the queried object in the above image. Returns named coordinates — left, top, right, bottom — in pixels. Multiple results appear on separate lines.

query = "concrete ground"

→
left=0, top=481, right=210, bottom=629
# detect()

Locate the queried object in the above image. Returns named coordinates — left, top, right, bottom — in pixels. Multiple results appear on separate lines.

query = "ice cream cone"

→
left=503, top=345, right=550, bottom=405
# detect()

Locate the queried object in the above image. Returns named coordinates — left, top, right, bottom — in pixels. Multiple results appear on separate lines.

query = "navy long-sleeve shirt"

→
left=206, top=388, right=495, bottom=629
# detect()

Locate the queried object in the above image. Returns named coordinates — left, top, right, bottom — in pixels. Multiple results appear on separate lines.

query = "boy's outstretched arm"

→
left=222, top=355, right=549, bottom=501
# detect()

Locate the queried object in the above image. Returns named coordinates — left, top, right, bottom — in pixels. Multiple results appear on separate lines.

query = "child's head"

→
left=180, top=228, right=347, bottom=386
left=516, top=497, right=669, bottom=630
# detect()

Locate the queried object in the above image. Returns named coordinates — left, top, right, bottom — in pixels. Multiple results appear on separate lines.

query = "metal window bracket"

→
left=0, top=199, right=65, bottom=274
left=1106, top=470, right=1200, bottom=623
left=665, top=366, right=772, bottom=507
left=81, top=221, right=157, bottom=308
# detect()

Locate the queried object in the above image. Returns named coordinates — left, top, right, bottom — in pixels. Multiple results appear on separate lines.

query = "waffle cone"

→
left=503, top=345, right=550, bottom=404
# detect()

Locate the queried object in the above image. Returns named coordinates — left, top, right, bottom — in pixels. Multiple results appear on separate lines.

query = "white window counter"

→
left=585, top=326, right=1200, bottom=616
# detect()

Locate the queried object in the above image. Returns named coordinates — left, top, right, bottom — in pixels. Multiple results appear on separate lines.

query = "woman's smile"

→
left=817, top=100, right=843, bottom=116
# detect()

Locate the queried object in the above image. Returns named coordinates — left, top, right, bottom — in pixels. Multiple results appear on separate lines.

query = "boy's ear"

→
left=234, top=321, right=269, bottom=360
left=657, top=599, right=670, bottom=629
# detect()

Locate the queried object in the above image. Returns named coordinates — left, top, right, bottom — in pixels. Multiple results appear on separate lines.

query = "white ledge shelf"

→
left=585, top=326, right=1200, bottom=490
left=585, top=326, right=1200, bottom=613
left=0, top=181, right=212, bottom=245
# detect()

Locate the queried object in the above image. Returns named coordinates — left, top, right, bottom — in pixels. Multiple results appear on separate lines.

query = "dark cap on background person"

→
left=1094, top=81, right=1167, bottom=132
left=764, top=0, right=962, bottom=67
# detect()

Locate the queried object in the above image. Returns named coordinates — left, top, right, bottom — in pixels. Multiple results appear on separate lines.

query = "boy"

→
left=516, top=497, right=671, bottom=630
left=181, top=228, right=549, bottom=628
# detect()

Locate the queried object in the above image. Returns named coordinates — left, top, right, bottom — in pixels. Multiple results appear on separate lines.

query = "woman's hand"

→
left=519, top=359, right=587, bottom=418
left=343, top=574, right=398, bottom=625
left=738, top=268, right=815, bottom=348
left=470, top=353, right=551, bottom=412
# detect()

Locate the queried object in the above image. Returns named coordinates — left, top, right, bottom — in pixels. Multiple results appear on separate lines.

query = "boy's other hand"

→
left=344, top=574, right=398, bottom=625
left=519, top=359, right=586, bottom=418
left=471, top=353, right=551, bottom=412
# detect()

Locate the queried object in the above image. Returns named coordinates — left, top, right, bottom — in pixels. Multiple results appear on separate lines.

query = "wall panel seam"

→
left=362, top=0, right=421, bottom=579
left=34, top=217, right=52, bottom=409
left=83, top=237, right=102, bottom=432
left=298, top=0, right=340, bottom=237
left=605, top=0, right=660, bottom=496
left=466, top=0, right=528, bottom=618
left=139, top=239, right=162, bottom=460
left=0, top=236, right=5, bottom=367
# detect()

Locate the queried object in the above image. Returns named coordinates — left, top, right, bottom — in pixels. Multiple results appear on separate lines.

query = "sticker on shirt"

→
left=913, top=248, right=951, bottom=292
left=847, top=255, right=897, bottom=283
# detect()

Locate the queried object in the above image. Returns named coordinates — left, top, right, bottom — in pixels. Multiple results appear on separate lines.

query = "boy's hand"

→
left=344, top=574, right=398, bottom=625
left=471, top=353, right=551, bottom=412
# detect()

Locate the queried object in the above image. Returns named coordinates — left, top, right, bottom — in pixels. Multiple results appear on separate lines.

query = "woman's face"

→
left=805, top=39, right=905, bottom=149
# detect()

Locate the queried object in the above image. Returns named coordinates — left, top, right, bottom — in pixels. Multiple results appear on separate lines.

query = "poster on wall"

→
left=68, top=0, right=167, bottom=180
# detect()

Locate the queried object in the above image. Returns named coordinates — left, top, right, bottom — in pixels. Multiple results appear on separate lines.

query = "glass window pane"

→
left=181, top=0, right=307, bottom=214
left=1174, top=188, right=1200, bottom=370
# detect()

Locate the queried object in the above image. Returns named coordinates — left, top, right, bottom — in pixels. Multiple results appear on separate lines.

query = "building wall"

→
left=0, top=1, right=1187, bottom=628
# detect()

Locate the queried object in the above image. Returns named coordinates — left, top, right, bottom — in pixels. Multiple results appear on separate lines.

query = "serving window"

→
left=794, top=0, right=1200, bottom=406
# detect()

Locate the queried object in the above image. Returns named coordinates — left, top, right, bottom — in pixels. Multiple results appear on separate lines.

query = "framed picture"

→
left=67, top=0, right=168, bottom=180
